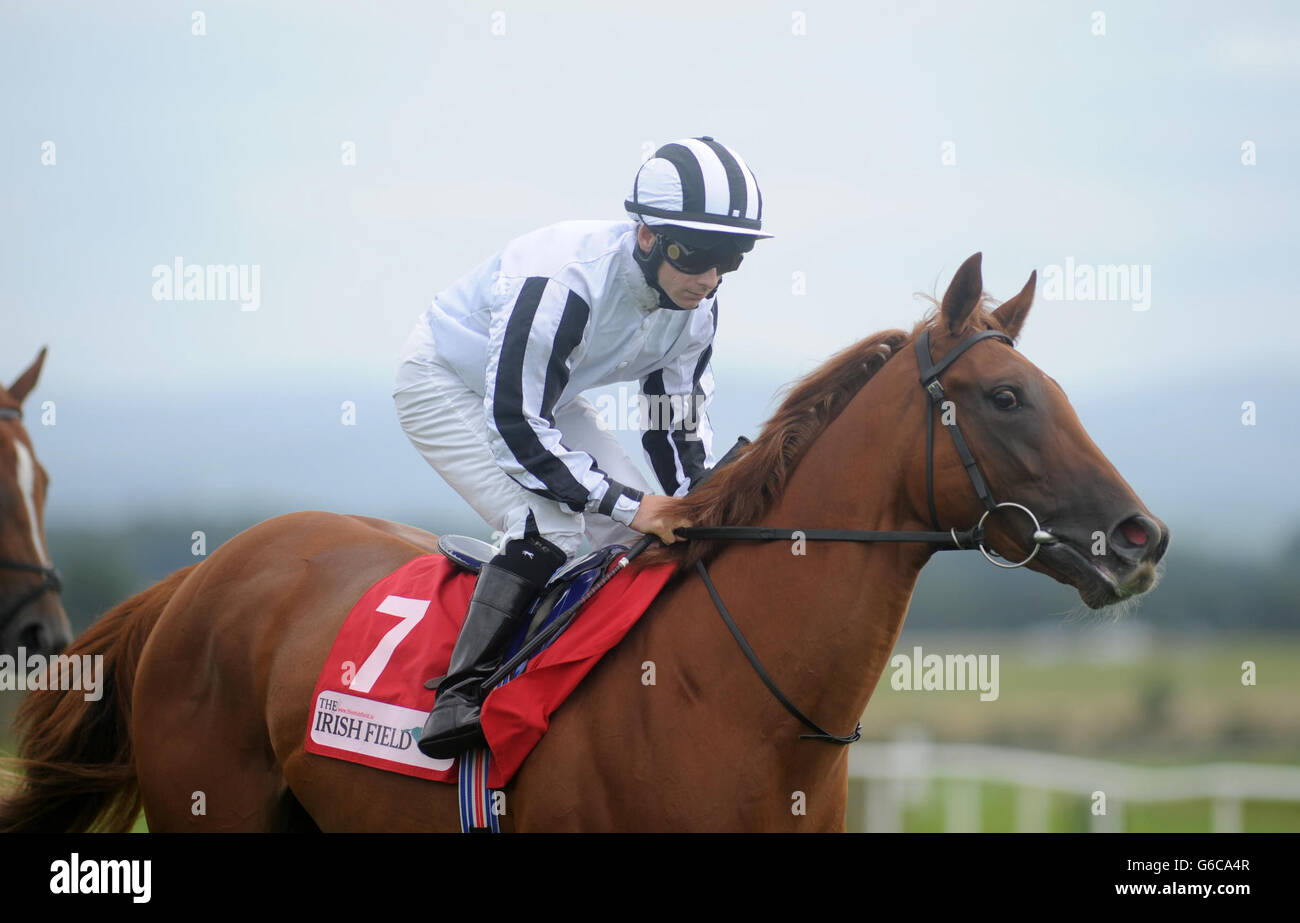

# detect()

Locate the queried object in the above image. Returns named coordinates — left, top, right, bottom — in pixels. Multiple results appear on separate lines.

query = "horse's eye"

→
left=992, top=388, right=1019, bottom=410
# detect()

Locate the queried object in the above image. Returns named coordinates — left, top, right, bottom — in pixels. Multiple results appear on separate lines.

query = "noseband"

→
left=0, top=406, right=64, bottom=639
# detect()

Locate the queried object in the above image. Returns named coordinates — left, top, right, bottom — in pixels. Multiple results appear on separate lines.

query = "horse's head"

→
left=903, top=252, right=1169, bottom=609
left=0, top=348, right=70, bottom=656
left=643, top=251, right=1168, bottom=611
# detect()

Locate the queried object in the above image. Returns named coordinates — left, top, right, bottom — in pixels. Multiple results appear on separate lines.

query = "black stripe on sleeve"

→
left=642, top=303, right=719, bottom=495
left=597, top=480, right=644, bottom=517
left=540, top=288, right=591, bottom=429
left=640, top=369, right=681, bottom=496
left=672, top=303, right=718, bottom=488
left=669, top=341, right=711, bottom=485
left=493, top=278, right=593, bottom=511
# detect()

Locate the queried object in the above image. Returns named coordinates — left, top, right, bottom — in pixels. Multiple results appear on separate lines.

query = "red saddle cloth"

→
left=304, top=552, right=676, bottom=789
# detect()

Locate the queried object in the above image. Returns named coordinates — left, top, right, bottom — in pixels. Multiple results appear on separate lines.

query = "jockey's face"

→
left=635, top=223, right=720, bottom=310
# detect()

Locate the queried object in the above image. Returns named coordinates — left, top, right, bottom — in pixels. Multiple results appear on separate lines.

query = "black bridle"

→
left=0, top=406, right=64, bottom=639
left=666, top=326, right=1059, bottom=744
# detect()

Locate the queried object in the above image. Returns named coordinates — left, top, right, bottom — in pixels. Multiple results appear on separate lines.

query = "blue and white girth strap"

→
left=457, top=747, right=500, bottom=833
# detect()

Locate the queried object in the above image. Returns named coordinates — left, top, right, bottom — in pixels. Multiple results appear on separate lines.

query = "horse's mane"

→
left=640, top=295, right=1007, bottom=569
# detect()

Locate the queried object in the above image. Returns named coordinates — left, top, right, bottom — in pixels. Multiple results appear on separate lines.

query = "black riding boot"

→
left=418, top=535, right=565, bottom=760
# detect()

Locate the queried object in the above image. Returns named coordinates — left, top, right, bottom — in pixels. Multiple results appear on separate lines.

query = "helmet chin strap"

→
left=632, top=229, right=720, bottom=310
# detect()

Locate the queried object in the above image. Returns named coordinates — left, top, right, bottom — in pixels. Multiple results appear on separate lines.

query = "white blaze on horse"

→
left=0, top=348, right=68, bottom=660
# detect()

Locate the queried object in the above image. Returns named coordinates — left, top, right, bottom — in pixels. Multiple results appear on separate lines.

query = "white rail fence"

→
left=849, top=739, right=1300, bottom=832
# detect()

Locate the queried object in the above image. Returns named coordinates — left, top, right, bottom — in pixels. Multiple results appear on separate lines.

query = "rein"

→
left=0, top=406, right=63, bottom=637
left=672, top=327, right=1059, bottom=744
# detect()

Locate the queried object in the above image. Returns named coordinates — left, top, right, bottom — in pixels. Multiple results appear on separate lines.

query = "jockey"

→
left=393, top=136, right=771, bottom=759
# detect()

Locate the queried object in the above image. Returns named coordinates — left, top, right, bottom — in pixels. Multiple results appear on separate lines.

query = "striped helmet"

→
left=625, top=137, right=772, bottom=242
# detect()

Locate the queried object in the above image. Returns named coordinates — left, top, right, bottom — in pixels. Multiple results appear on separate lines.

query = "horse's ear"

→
left=941, top=252, right=983, bottom=335
left=8, top=347, right=48, bottom=405
left=991, top=271, right=1036, bottom=342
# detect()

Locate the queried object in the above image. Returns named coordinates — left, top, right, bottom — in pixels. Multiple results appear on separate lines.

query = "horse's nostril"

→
left=1119, top=520, right=1148, bottom=546
left=1110, top=514, right=1167, bottom=564
left=18, top=620, right=48, bottom=652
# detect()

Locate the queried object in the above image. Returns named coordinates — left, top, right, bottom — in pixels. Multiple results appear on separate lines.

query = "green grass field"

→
left=858, top=632, right=1300, bottom=763
left=843, top=631, right=1300, bottom=831
left=843, top=780, right=1300, bottom=832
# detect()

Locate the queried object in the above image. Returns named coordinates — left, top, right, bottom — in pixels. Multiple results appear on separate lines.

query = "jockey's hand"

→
left=629, top=494, right=693, bottom=545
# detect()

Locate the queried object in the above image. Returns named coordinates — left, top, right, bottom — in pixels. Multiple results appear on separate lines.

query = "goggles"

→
left=658, top=234, right=752, bottom=275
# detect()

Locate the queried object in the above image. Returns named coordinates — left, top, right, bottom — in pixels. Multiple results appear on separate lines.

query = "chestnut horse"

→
left=0, top=347, right=70, bottom=660
left=0, top=255, right=1168, bottom=832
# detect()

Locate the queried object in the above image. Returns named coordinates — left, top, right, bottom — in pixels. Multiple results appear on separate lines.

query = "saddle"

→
left=425, top=535, right=627, bottom=688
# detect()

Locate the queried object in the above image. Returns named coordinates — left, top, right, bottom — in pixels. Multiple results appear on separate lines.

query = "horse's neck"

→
left=608, top=390, right=935, bottom=816
left=674, top=393, right=935, bottom=748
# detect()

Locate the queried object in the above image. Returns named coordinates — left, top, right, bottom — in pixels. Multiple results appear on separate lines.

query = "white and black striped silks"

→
left=421, top=219, right=718, bottom=526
